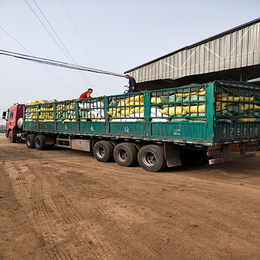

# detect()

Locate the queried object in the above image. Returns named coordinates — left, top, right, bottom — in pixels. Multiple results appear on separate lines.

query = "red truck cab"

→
left=2, top=104, right=24, bottom=142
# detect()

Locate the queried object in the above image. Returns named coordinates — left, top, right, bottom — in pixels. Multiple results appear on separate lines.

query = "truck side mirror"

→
left=2, top=111, right=7, bottom=120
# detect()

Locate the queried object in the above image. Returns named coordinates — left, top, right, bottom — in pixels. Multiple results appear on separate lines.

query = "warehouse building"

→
left=125, top=18, right=260, bottom=90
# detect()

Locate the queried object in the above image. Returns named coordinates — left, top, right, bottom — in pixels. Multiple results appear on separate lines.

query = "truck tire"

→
left=132, top=143, right=142, bottom=151
left=138, top=145, right=166, bottom=172
left=34, top=135, right=46, bottom=150
left=93, top=140, right=114, bottom=162
left=8, top=131, right=15, bottom=143
left=26, top=134, right=35, bottom=148
left=113, top=143, right=138, bottom=167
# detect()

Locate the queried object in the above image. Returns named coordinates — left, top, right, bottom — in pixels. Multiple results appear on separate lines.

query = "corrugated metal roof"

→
left=125, top=18, right=260, bottom=87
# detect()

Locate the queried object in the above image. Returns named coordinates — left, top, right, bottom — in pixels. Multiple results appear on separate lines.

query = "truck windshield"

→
left=7, top=111, right=13, bottom=119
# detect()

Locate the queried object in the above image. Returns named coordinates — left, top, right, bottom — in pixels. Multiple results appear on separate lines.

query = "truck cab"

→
left=2, top=104, right=24, bottom=142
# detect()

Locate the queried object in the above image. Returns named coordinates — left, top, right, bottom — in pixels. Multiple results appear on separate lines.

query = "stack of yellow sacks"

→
left=107, top=95, right=144, bottom=119
left=216, top=93, right=260, bottom=121
left=56, top=103, right=76, bottom=123
left=25, top=99, right=57, bottom=121
left=151, top=88, right=206, bottom=117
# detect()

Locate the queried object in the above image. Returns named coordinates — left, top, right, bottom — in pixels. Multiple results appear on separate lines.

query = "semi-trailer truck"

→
left=3, top=80, right=260, bottom=172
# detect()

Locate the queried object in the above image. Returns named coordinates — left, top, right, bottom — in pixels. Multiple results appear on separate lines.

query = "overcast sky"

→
left=1, top=0, right=260, bottom=125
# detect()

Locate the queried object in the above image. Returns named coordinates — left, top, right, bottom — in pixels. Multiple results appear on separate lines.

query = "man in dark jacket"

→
left=125, top=74, right=138, bottom=93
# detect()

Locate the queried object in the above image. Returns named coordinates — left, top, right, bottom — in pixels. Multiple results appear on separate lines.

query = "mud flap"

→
left=164, top=142, right=182, bottom=168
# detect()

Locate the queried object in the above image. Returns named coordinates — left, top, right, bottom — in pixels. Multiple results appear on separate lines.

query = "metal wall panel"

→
left=130, top=21, right=260, bottom=83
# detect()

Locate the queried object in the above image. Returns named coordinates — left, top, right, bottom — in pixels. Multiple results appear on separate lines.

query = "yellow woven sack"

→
left=62, top=119, right=71, bottom=123
left=118, top=100, right=129, bottom=106
left=235, top=118, right=256, bottom=122
left=107, top=108, right=117, bottom=116
left=218, top=96, right=240, bottom=102
left=129, top=101, right=144, bottom=106
left=184, top=105, right=205, bottom=114
left=121, top=107, right=132, bottom=116
left=239, top=97, right=254, bottom=102
left=151, top=97, right=161, bottom=104
left=216, top=93, right=228, bottom=99
left=160, top=106, right=187, bottom=116
left=133, top=106, right=145, bottom=113
left=130, top=95, right=144, bottom=103
left=239, top=104, right=260, bottom=110
left=215, top=106, right=222, bottom=112
left=112, top=111, right=117, bottom=117
left=175, top=93, right=191, bottom=98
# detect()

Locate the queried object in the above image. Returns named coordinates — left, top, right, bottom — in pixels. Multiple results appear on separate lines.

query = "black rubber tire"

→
left=113, top=143, right=138, bottom=167
left=93, top=141, right=114, bottom=162
left=109, top=141, right=118, bottom=148
left=137, top=145, right=166, bottom=172
left=26, top=134, right=35, bottom=148
left=8, top=131, right=15, bottom=143
left=180, top=150, right=206, bottom=167
left=34, top=135, right=46, bottom=150
left=132, top=143, right=142, bottom=151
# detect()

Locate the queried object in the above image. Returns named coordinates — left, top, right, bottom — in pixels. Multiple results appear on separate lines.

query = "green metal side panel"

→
left=56, top=122, right=77, bottom=133
left=23, top=121, right=37, bottom=131
left=151, top=122, right=208, bottom=143
left=80, top=122, right=106, bottom=136
left=38, top=122, right=55, bottom=132
left=214, top=122, right=260, bottom=143
left=109, top=122, right=146, bottom=138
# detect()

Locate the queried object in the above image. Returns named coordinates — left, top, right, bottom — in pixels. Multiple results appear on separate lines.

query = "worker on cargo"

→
left=125, top=73, right=138, bottom=93
left=79, top=88, right=93, bottom=99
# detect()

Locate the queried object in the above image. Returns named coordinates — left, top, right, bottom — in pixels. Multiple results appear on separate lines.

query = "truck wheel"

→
left=93, top=140, right=114, bottom=162
left=26, top=134, right=35, bottom=148
left=34, top=135, right=46, bottom=150
left=8, top=131, right=16, bottom=143
left=113, top=143, right=138, bottom=167
left=138, top=145, right=166, bottom=172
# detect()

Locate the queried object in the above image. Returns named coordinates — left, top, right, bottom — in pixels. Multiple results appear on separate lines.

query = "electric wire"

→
left=0, top=26, right=79, bottom=95
left=24, top=0, right=94, bottom=91
left=61, top=0, right=107, bottom=95
left=0, top=49, right=125, bottom=77
left=32, top=0, right=97, bottom=92
left=61, top=0, right=107, bottom=93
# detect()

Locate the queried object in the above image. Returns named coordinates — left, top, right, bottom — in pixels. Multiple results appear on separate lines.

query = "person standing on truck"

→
left=125, top=74, right=138, bottom=93
left=79, top=88, right=93, bottom=99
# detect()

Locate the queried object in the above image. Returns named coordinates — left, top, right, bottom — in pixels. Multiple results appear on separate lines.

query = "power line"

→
left=0, top=26, right=79, bottom=95
left=61, top=0, right=107, bottom=94
left=0, top=49, right=125, bottom=77
left=24, top=0, right=95, bottom=91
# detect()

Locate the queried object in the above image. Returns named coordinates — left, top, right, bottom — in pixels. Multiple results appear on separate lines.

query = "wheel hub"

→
left=119, top=149, right=127, bottom=161
left=144, top=152, right=155, bottom=166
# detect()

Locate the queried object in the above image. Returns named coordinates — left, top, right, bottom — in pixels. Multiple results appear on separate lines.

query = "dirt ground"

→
left=0, top=134, right=260, bottom=260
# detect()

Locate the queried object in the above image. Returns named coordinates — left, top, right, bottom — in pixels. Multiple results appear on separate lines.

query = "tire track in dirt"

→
left=30, top=174, right=74, bottom=260
left=37, top=158, right=199, bottom=259
left=31, top=165, right=147, bottom=259
left=24, top=158, right=161, bottom=259
left=4, top=158, right=107, bottom=259
left=4, top=160, right=79, bottom=260
left=5, top=161, right=34, bottom=212
left=5, top=147, right=260, bottom=259
left=43, top=156, right=260, bottom=259
left=25, top=160, right=124, bottom=260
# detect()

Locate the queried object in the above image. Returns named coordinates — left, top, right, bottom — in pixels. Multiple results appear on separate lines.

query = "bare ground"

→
left=0, top=134, right=260, bottom=260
